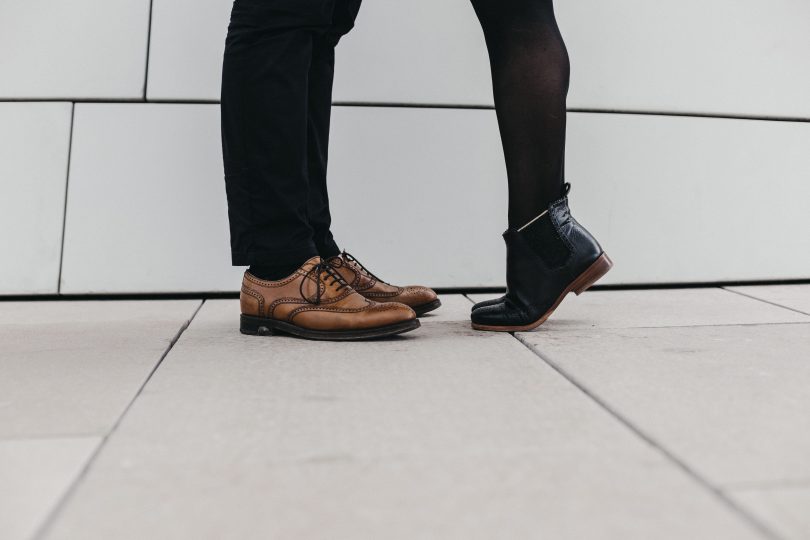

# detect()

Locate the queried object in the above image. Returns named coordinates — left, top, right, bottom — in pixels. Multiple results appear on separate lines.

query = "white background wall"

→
left=1, top=0, right=809, bottom=294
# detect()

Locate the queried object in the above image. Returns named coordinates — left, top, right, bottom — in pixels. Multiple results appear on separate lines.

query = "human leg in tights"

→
left=470, top=0, right=569, bottom=229
left=469, top=0, right=613, bottom=330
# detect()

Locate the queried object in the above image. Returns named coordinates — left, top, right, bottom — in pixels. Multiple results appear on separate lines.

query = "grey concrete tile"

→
left=469, top=288, right=809, bottom=330
left=726, top=285, right=810, bottom=316
left=0, top=436, right=99, bottom=540
left=0, top=300, right=200, bottom=439
left=45, top=300, right=764, bottom=540
left=730, top=485, right=810, bottom=540
left=417, top=294, right=472, bottom=323
left=519, top=323, right=810, bottom=486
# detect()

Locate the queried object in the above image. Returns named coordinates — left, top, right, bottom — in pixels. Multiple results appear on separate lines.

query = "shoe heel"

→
left=573, top=253, right=613, bottom=295
left=240, top=314, right=275, bottom=336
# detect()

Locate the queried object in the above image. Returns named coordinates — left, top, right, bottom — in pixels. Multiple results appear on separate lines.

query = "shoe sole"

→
left=240, top=315, right=421, bottom=341
left=413, top=298, right=442, bottom=317
left=471, top=253, right=613, bottom=332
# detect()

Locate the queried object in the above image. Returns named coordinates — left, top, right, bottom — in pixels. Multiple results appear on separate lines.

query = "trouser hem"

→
left=231, top=244, right=319, bottom=267
left=315, top=239, right=341, bottom=259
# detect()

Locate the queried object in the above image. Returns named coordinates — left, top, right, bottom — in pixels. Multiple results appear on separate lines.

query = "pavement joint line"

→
left=529, top=321, right=810, bottom=333
left=32, top=299, right=206, bottom=540
left=461, top=290, right=809, bottom=332
left=0, top=433, right=101, bottom=444
left=625, top=321, right=810, bottom=329
left=511, top=332, right=786, bottom=540
left=722, top=287, right=810, bottom=317
left=721, top=478, right=810, bottom=493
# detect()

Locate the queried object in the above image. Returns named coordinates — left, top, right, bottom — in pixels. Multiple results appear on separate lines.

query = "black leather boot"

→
left=471, top=184, right=612, bottom=331
left=470, top=294, right=504, bottom=312
left=471, top=294, right=504, bottom=312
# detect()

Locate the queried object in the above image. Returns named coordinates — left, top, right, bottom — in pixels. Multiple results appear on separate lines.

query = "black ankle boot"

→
left=470, top=294, right=505, bottom=312
left=471, top=184, right=612, bottom=331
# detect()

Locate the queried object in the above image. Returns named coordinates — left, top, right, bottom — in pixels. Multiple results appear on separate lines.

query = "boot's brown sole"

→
left=413, top=298, right=442, bottom=317
left=240, top=315, right=420, bottom=341
left=471, top=253, right=613, bottom=333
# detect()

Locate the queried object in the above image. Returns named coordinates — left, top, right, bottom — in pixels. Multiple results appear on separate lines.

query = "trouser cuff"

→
left=231, top=244, right=318, bottom=267
left=315, top=238, right=341, bottom=259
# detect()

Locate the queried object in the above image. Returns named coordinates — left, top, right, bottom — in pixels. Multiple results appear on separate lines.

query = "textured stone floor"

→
left=2, top=286, right=809, bottom=540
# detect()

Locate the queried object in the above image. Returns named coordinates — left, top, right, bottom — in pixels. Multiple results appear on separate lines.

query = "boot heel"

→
left=240, top=314, right=275, bottom=336
left=573, top=253, right=613, bottom=295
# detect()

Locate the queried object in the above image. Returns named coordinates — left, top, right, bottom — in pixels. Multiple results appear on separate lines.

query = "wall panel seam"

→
left=143, top=0, right=156, bottom=100
left=56, top=103, right=76, bottom=294
left=2, top=99, right=810, bottom=124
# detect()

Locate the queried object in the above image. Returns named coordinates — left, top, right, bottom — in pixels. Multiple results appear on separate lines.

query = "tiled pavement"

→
left=2, top=286, right=809, bottom=540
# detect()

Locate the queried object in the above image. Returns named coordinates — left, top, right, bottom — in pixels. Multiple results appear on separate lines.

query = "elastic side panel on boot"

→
left=520, top=212, right=571, bottom=269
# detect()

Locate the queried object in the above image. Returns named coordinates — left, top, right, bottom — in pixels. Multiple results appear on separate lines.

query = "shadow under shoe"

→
left=471, top=186, right=612, bottom=332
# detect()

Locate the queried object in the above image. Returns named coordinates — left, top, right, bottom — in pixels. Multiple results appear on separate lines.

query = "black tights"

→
left=471, top=0, right=570, bottom=229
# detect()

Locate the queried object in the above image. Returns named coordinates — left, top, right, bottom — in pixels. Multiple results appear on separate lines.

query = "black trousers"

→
left=221, top=0, right=362, bottom=266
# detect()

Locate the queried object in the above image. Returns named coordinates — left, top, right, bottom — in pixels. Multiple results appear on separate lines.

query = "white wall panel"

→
left=331, top=111, right=810, bottom=286
left=61, top=104, right=241, bottom=294
left=326, top=107, right=507, bottom=288
left=59, top=104, right=507, bottom=292
left=0, top=103, right=72, bottom=295
left=566, top=113, right=810, bottom=283
left=145, top=0, right=810, bottom=118
left=331, top=0, right=492, bottom=105
left=146, top=0, right=232, bottom=101
left=60, top=104, right=810, bottom=292
left=145, top=0, right=491, bottom=104
left=0, top=0, right=150, bottom=99
left=559, top=0, right=810, bottom=117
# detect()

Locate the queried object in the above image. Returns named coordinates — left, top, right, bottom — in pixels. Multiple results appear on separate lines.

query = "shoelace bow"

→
left=300, top=260, right=349, bottom=305
left=341, top=251, right=386, bottom=284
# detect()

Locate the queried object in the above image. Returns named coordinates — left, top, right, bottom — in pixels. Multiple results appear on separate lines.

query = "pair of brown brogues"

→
left=239, top=252, right=440, bottom=341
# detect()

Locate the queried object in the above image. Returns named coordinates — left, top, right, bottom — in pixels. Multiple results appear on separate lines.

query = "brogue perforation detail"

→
left=287, top=301, right=376, bottom=322
left=241, top=286, right=265, bottom=316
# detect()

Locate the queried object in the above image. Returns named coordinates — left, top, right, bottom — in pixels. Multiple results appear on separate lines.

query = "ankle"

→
left=508, top=182, right=571, bottom=230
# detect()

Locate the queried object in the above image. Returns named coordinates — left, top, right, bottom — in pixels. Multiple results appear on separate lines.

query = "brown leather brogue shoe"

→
left=240, top=257, right=420, bottom=340
left=327, top=251, right=441, bottom=316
